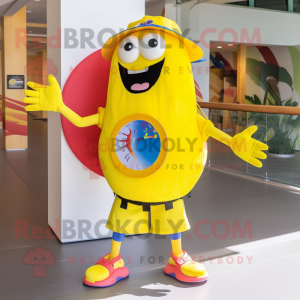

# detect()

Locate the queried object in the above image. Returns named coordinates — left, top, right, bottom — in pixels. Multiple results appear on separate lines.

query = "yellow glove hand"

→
left=23, top=74, right=63, bottom=112
left=231, top=125, right=268, bottom=168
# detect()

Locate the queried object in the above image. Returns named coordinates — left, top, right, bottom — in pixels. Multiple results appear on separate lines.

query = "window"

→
left=255, top=0, right=288, bottom=11
left=294, top=0, right=300, bottom=12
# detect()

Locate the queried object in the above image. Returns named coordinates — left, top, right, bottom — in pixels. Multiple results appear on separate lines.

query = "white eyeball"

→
left=118, top=35, right=140, bottom=64
left=139, top=33, right=166, bottom=61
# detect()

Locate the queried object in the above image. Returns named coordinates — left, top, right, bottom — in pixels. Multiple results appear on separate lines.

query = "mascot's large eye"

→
left=140, top=33, right=166, bottom=60
left=118, top=35, right=139, bottom=64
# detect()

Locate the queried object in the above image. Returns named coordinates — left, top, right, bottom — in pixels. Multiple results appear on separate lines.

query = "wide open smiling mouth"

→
left=118, top=59, right=165, bottom=94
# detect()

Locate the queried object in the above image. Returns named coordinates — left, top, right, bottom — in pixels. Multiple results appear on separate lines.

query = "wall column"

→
left=0, top=49, right=2, bottom=129
left=1, top=6, right=27, bottom=150
left=38, top=51, right=47, bottom=119
left=47, top=0, right=144, bottom=242
left=237, top=44, right=246, bottom=104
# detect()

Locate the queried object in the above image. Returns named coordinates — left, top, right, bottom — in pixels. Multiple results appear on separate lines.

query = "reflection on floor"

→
left=1, top=115, right=300, bottom=300
left=208, top=138, right=300, bottom=187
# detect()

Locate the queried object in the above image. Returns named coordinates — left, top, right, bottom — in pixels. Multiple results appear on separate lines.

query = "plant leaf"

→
left=264, top=127, right=275, bottom=142
left=254, top=94, right=262, bottom=105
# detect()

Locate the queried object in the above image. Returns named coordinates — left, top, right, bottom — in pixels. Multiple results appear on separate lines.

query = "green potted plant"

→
left=246, top=95, right=300, bottom=157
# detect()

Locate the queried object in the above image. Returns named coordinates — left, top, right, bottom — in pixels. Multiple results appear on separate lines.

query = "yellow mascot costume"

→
left=24, top=16, right=268, bottom=287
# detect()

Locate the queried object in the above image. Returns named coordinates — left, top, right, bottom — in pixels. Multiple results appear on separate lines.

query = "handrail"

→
left=198, top=102, right=300, bottom=115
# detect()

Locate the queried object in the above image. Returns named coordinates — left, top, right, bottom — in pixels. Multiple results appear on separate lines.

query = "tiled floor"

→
left=208, top=138, right=300, bottom=186
left=1, top=115, right=300, bottom=300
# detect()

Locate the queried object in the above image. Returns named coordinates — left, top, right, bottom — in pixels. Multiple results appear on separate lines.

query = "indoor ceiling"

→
left=0, top=0, right=46, bottom=51
left=0, top=0, right=248, bottom=25
left=0, top=0, right=46, bottom=34
left=26, top=0, right=46, bottom=24
left=0, top=0, right=247, bottom=52
left=26, top=0, right=46, bottom=36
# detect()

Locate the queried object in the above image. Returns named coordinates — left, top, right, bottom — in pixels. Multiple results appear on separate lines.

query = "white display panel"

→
left=47, top=0, right=145, bottom=243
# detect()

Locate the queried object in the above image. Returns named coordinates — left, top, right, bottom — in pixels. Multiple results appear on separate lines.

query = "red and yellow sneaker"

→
left=164, top=250, right=208, bottom=283
left=83, top=253, right=129, bottom=287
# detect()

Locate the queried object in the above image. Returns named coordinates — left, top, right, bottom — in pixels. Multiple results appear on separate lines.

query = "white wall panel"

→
left=48, top=0, right=145, bottom=243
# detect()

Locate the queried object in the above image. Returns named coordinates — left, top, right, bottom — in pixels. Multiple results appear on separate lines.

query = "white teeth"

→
left=128, top=68, right=149, bottom=74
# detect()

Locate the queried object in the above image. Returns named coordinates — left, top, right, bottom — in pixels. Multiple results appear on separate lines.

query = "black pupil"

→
left=124, top=43, right=133, bottom=51
left=148, top=39, right=158, bottom=48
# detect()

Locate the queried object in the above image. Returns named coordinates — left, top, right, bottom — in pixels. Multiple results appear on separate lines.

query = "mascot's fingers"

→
left=27, top=82, right=47, bottom=90
left=255, top=141, right=269, bottom=151
left=248, top=157, right=262, bottom=168
left=253, top=150, right=267, bottom=160
left=245, top=125, right=257, bottom=136
left=48, top=74, right=59, bottom=87
left=24, top=90, right=39, bottom=97
left=25, top=105, right=41, bottom=111
left=23, top=97, right=39, bottom=104
left=27, top=82, right=38, bottom=90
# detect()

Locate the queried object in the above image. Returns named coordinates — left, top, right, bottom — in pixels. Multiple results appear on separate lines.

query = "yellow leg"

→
left=171, top=237, right=183, bottom=257
left=109, top=240, right=121, bottom=260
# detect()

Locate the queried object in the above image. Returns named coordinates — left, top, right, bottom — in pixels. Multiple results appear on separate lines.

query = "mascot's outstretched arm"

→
left=196, top=114, right=268, bottom=168
left=23, top=74, right=105, bottom=128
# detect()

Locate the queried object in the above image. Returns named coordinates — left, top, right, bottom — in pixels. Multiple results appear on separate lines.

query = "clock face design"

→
left=111, top=114, right=168, bottom=178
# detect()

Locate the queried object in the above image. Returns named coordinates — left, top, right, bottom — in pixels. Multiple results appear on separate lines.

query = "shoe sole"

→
left=164, top=264, right=209, bottom=283
left=83, top=267, right=129, bottom=288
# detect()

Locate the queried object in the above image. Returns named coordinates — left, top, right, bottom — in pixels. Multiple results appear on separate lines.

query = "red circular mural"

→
left=61, top=49, right=110, bottom=177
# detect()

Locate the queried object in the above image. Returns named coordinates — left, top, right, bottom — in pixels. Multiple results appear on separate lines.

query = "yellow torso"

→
left=99, top=32, right=207, bottom=202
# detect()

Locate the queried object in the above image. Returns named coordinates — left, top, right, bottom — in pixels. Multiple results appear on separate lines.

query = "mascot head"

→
left=102, top=16, right=204, bottom=109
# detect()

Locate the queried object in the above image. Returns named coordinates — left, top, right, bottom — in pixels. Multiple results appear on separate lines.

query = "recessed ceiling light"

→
left=26, top=11, right=32, bottom=13
left=30, top=31, right=32, bottom=33
left=217, top=46, right=222, bottom=48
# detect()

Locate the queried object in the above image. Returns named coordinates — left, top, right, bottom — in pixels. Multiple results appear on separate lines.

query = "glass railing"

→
left=205, top=109, right=300, bottom=187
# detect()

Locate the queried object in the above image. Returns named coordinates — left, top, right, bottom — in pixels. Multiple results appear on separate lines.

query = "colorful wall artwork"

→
left=246, top=45, right=300, bottom=152
left=246, top=46, right=296, bottom=107
left=210, top=45, right=300, bottom=151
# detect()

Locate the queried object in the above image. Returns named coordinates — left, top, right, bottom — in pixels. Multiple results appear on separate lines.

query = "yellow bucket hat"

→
left=101, top=15, right=204, bottom=63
